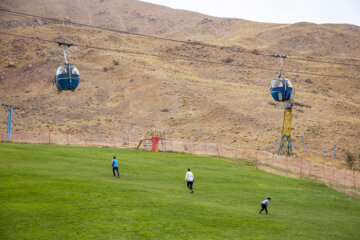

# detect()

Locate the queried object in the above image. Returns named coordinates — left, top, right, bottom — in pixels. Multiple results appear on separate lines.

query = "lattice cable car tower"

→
left=269, top=55, right=295, bottom=156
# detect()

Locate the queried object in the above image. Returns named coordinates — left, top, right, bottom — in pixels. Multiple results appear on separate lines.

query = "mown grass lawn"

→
left=0, top=143, right=359, bottom=240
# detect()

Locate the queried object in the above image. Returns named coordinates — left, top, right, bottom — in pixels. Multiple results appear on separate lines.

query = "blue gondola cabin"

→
left=55, top=63, right=80, bottom=91
left=270, top=78, right=294, bottom=102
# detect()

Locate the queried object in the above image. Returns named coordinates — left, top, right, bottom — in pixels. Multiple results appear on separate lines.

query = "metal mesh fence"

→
left=2, top=129, right=359, bottom=199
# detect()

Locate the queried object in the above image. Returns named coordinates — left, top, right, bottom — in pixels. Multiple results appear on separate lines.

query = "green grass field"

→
left=0, top=143, right=359, bottom=240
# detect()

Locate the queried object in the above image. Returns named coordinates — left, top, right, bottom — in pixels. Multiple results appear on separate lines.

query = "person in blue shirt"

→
left=112, top=156, right=119, bottom=177
left=259, top=197, right=271, bottom=214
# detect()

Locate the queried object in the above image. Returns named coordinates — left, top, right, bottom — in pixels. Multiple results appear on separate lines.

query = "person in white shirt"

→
left=259, top=197, right=271, bottom=214
left=185, top=168, right=194, bottom=193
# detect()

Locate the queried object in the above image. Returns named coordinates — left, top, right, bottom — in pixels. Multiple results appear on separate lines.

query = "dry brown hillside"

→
left=0, top=0, right=359, bottom=165
left=1, top=0, right=360, bottom=57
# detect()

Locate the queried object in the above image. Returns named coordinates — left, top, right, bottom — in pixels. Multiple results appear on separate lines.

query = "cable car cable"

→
left=0, top=31, right=358, bottom=80
left=1, top=8, right=360, bottom=68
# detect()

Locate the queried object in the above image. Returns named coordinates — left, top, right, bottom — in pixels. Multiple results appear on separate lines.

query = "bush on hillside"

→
left=345, top=152, right=356, bottom=170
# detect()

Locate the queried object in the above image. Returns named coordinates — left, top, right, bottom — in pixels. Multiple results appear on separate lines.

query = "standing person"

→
left=185, top=168, right=194, bottom=193
left=259, top=197, right=271, bottom=214
left=112, top=156, right=119, bottom=177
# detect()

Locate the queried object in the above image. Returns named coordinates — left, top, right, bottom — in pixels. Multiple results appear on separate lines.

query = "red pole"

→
left=48, top=130, right=51, bottom=144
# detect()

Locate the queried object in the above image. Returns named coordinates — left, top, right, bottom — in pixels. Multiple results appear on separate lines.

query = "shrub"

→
left=222, top=57, right=234, bottom=63
left=345, top=152, right=355, bottom=170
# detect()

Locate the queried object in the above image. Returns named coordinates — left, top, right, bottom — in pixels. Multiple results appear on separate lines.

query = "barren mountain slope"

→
left=0, top=24, right=359, bottom=163
left=1, top=0, right=360, bottom=57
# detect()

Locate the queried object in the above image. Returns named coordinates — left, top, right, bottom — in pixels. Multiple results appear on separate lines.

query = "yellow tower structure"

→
left=278, top=107, right=293, bottom=156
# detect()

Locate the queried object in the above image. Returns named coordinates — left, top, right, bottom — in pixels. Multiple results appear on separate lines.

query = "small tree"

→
left=345, top=152, right=355, bottom=170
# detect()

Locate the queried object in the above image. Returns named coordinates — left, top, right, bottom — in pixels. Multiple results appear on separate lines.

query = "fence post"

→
left=255, top=151, right=258, bottom=169
left=332, top=158, right=335, bottom=188
left=354, top=169, right=357, bottom=198
left=322, top=152, right=325, bottom=183
left=344, top=168, right=347, bottom=194
left=164, top=133, right=167, bottom=151
left=204, top=139, right=207, bottom=155
left=300, top=156, right=303, bottom=178
left=170, top=136, right=173, bottom=152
